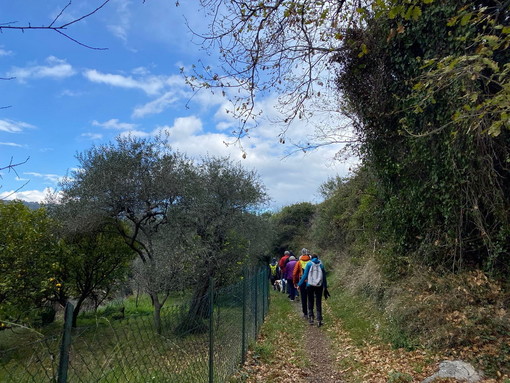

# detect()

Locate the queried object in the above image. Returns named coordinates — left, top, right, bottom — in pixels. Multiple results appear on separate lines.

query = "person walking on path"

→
left=268, top=258, right=280, bottom=290
left=278, top=250, right=291, bottom=294
left=284, top=255, right=298, bottom=301
left=293, top=248, right=311, bottom=319
left=298, top=254, right=328, bottom=327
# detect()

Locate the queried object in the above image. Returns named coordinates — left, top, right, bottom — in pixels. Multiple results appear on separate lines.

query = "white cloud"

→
left=24, top=172, right=62, bottom=184
left=0, top=187, right=56, bottom=203
left=132, top=91, right=179, bottom=118
left=82, top=66, right=186, bottom=117
left=83, top=69, right=167, bottom=95
left=136, top=113, right=350, bottom=209
left=0, top=48, right=12, bottom=56
left=81, top=132, right=103, bottom=140
left=60, top=89, right=84, bottom=97
left=92, top=119, right=138, bottom=130
left=8, top=56, right=75, bottom=82
left=0, top=119, right=36, bottom=133
left=156, top=116, right=203, bottom=140
left=108, top=0, right=132, bottom=42
left=0, top=142, right=24, bottom=147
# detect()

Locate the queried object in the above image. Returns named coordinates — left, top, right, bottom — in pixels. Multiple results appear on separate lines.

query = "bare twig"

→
left=0, top=0, right=113, bottom=50
left=0, top=156, right=30, bottom=174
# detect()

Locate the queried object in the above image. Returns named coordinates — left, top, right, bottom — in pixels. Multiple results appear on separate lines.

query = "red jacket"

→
left=278, top=254, right=290, bottom=275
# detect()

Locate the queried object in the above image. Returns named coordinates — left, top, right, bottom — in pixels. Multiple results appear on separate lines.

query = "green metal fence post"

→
left=241, top=269, right=247, bottom=364
left=253, top=270, right=258, bottom=338
left=209, top=277, right=214, bottom=383
left=261, top=270, right=267, bottom=323
left=265, top=267, right=269, bottom=317
left=57, top=302, right=74, bottom=383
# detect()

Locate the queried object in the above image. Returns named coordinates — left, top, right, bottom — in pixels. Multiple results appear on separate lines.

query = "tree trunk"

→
left=150, top=291, right=163, bottom=334
left=72, top=296, right=86, bottom=327
left=174, top=279, right=211, bottom=335
left=188, top=280, right=211, bottom=320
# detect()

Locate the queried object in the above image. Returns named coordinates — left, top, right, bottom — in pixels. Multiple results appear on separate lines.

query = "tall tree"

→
left=182, top=156, right=269, bottom=326
left=59, top=136, right=194, bottom=332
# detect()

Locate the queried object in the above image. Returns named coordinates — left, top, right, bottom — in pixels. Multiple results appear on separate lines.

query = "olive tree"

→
left=60, top=136, right=271, bottom=331
left=179, top=156, right=270, bottom=328
left=59, top=136, right=194, bottom=332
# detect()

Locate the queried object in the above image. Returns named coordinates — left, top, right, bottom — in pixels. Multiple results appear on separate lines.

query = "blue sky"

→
left=0, top=0, right=354, bottom=209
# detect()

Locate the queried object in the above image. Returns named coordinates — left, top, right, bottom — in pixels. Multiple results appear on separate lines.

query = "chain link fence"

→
left=0, top=267, right=269, bottom=382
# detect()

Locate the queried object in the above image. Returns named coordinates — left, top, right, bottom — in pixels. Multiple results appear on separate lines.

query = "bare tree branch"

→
left=0, top=157, right=30, bottom=200
left=0, top=156, right=29, bottom=174
left=0, top=0, right=114, bottom=50
left=187, top=0, right=365, bottom=148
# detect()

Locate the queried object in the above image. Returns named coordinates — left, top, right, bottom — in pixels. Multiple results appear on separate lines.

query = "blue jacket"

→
left=297, top=257, right=327, bottom=288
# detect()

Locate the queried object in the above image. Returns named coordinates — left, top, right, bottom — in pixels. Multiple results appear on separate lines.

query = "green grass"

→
left=229, top=288, right=310, bottom=383
left=324, top=287, right=383, bottom=346
left=1, top=306, right=211, bottom=382
left=1, top=291, right=264, bottom=383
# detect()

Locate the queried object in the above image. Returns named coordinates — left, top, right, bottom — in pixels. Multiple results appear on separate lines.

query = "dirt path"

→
left=234, top=295, right=344, bottom=383
left=300, top=308, right=344, bottom=383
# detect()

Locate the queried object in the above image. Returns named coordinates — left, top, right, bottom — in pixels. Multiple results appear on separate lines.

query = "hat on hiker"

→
left=301, top=248, right=309, bottom=255
left=289, top=256, right=296, bottom=261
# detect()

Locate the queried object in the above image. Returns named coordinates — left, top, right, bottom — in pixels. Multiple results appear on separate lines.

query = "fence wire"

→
left=0, top=267, right=268, bottom=383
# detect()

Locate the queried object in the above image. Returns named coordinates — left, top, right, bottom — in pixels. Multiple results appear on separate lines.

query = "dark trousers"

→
left=299, top=285, right=308, bottom=316
left=286, top=278, right=296, bottom=300
left=307, top=285, right=324, bottom=321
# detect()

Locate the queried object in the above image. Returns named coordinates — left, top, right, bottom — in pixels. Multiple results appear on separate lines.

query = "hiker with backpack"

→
left=293, top=248, right=311, bottom=319
left=268, top=258, right=280, bottom=290
left=298, top=254, right=328, bottom=327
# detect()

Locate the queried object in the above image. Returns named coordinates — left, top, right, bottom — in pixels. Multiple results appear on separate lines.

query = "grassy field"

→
left=1, top=287, right=266, bottom=383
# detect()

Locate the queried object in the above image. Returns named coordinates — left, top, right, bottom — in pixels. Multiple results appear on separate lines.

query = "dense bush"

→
left=334, top=0, right=510, bottom=276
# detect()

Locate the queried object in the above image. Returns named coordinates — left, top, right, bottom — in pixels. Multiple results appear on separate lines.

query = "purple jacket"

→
left=284, top=260, right=297, bottom=280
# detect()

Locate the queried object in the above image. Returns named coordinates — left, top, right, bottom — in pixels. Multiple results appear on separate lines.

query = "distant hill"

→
left=0, top=199, right=43, bottom=210
left=22, top=201, right=42, bottom=210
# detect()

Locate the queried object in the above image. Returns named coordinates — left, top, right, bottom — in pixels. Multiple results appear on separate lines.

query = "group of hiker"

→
left=268, top=248, right=330, bottom=327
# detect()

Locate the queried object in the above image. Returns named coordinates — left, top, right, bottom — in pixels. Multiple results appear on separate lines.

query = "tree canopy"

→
left=59, top=135, right=271, bottom=331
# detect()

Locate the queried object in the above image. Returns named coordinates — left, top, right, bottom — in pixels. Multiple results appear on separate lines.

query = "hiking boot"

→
left=309, top=316, right=314, bottom=325
left=317, top=320, right=323, bottom=327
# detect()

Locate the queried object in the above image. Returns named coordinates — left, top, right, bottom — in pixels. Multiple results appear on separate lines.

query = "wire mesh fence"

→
left=0, top=267, right=269, bottom=382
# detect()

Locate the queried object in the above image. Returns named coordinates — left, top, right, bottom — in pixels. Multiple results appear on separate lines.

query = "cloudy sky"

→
left=0, top=0, right=356, bottom=210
